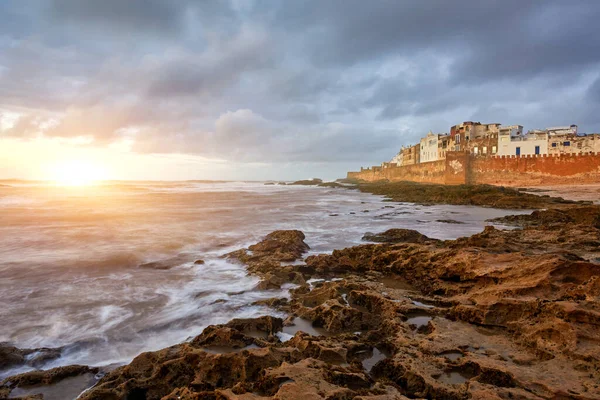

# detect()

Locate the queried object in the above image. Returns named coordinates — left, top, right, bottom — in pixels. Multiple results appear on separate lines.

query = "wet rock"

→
left=76, top=198, right=600, bottom=399
left=191, top=327, right=256, bottom=349
left=355, top=181, right=579, bottom=209
left=1, top=364, right=99, bottom=400
left=0, top=345, right=63, bottom=373
left=228, top=230, right=310, bottom=265
left=0, top=344, right=24, bottom=370
left=436, top=219, right=465, bottom=224
left=362, top=228, right=435, bottom=244
left=289, top=178, right=323, bottom=186
left=194, top=259, right=205, bottom=265
left=318, top=182, right=345, bottom=188
left=224, top=316, right=283, bottom=337
left=1, top=365, right=96, bottom=388
left=138, top=261, right=174, bottom=270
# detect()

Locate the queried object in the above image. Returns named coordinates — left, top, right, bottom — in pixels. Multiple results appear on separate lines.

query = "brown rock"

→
left=362, top=228, right=435, bottom=244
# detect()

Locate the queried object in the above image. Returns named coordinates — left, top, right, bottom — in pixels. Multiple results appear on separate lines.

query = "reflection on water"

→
left=0, top=181, right=527, bottom=378
left=8, top=373, right=98, bottom=400
left=282, top=318, right=331, bottom=337
left=361, top=347, right=388, bottom=373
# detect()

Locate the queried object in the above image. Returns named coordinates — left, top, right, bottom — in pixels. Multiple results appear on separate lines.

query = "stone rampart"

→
left=347, top=152, right=600, bottom=186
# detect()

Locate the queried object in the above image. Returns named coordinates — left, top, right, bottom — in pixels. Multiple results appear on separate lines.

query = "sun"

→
left=50, top=160, right=107, bottom=186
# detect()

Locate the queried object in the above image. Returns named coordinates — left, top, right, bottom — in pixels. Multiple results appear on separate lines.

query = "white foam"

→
left=0, top=181, right=529, bottom=377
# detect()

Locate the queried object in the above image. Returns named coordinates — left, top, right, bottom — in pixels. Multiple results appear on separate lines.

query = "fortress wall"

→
left=347, top=159, right=447, bottom=184
left=347, top=152, right=600, bottom=186
left=470, top=153, right=600, bottom=186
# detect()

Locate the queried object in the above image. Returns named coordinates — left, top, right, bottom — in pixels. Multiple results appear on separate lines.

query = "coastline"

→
left=1, top=182, right=599, bottom=399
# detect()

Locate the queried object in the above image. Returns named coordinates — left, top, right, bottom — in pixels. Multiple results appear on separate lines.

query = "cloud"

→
left=1, top=0, right=600, bottom=179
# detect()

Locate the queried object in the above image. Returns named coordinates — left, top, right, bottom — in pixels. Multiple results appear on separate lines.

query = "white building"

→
left=498, top=125, right=523, bottom=137
left=390, top=147, right=404, bottom=166
left=497, top=132, right=548, bottom=157
left=546, top=125, right=578, bottom=136
left=420, top=131, right=440, bottom=163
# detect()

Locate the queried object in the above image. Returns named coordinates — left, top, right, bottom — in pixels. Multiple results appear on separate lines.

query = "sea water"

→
left=0, top=181, right=528, bottom=378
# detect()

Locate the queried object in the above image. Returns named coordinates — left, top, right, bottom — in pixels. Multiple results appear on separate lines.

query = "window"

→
left=492, top=146, right=497, bottom=153
left=483, top=146, right=487, bottom=154
left=535, top=146, right=540, bottom=155
left=516, top=147, right=521, bottom=156
left=552, top=142, right=557, bottom=147
left=564, top=141, right=570, bottom=146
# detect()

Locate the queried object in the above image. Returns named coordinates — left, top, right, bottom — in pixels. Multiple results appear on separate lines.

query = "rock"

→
left=317, top=182, right=345, bottom=188
left=25, top=348, right=62, bottom=368
left=138, top=261, right=173, bottom=270
left=436, top=219, right=465, bottom=224
left=73, top=198, right=600, bottom=399
left=1, top=365, right=99, bottom=400
left=289, top=179, right=323, bottom=186
left=224, top=316, right=284, bottom=337
left=362, top=229, right=435, bottom=244
left=0, top=344, right=24, bottom=370
left=355, top=181, right=579, bottom=209
left=1, top=365, right=96, bottom=388
left=0, top=345, right=62, bottom=372
left=191, top=327, right=256, bottom=349
left=194, top=259, right=205, bottom=265
left=229, top=230, right=310, bottom=265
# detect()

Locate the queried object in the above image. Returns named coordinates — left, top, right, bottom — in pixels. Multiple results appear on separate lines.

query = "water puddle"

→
left=244, top=329, right=269, bottom=339
left=405, top=312, right=432, bottom=328
left=8, top=373, right=98, bottom=400
left=282, top=318, right=331, bottom=337
left=436, top=369, right=474, bottom=385
left=440, top=351, right=463, bottom=361
left=361, top=348, right=388, bottom=373
left=411, top=299, right=436, bottom=309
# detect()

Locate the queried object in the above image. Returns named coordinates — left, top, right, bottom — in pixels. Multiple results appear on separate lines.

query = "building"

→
left=497, top=125, right=524, bottom=155
left=546, top=125, right=578, bottom=136
left=548, top=133, right=600, bottom=155
left=499, top=125, right=524, bottom=137
left=438, top=134, right=451, bottom=160
left=471, top=123, right=501, bottom=139
left=420, top=131, right=440, bottom=163
left=497, top=131, right=548, bottom=157
left=450, top=122, right=475, bottom=151
left=450, top=121, right=501, bottom=152
left=390, top=148, right=404, bottom=166
left=466, top=135, right=499, bottom=156
left=401, top=144, right=420, bottom=166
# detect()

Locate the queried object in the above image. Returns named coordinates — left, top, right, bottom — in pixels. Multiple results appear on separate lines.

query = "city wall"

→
left=347, top=152, right=600, bottom=186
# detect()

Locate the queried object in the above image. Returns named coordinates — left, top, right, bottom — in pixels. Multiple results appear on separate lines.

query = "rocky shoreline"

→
left=2, top=185, right=599, bottom=399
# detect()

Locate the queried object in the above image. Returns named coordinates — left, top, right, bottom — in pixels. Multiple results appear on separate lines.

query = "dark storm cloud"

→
left=1, top=0, right=600, bottom=175
left=48, top=0, right=185, bottom=33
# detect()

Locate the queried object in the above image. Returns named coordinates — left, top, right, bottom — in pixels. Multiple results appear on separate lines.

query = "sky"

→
left=1, top=0, right=600, bottom=181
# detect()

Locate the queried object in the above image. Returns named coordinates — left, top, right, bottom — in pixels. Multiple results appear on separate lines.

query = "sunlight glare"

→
left=50, top=160, right=107, bottom=186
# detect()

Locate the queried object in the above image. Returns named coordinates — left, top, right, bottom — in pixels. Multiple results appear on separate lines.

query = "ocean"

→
left=0, top=181, right=526, bottom=378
